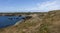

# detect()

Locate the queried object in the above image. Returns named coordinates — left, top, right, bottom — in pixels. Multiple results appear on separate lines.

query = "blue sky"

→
left=0, top=0, right=60, bottom=12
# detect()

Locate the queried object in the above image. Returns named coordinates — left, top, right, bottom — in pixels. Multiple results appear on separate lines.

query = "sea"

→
left=0, top=16, right=25, bottom=28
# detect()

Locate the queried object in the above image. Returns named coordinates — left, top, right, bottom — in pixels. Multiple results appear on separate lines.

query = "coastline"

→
left=14, top=19, right=25, bottom=26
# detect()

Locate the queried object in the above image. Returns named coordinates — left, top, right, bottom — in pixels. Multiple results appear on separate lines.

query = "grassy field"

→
left=0, top=10, right=60, bottom=33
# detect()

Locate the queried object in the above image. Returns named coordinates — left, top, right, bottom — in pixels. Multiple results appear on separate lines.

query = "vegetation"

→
left=0, top=10, right=60, bottom=33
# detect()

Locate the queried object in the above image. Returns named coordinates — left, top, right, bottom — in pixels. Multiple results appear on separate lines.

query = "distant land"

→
left=0, top=10, right=57, bottom=16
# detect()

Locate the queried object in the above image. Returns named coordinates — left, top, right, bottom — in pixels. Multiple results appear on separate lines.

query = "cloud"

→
left=28, top=0, right=60, bottom=12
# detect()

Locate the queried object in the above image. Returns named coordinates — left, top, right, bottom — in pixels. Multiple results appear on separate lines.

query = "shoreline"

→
left=14, top=19, right=25, bottom=26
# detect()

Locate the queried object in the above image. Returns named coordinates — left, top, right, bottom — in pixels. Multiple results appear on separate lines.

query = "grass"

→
left=39, top=22, right=50, bottom=33
left=0, top=10, right=60, bottom=33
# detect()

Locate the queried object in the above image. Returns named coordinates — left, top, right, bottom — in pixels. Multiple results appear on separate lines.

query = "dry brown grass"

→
left=0, top=10, right=60, bottom=33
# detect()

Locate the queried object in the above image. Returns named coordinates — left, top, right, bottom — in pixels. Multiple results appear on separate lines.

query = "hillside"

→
left=0, top=10, right=60, bottom=33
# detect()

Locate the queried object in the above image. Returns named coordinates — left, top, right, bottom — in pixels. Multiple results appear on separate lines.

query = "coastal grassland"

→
left=0, top=10, right=60, bottom=33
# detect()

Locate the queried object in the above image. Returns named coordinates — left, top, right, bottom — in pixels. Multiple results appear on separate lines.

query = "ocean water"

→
left=0, top=16, right=25, bottom=28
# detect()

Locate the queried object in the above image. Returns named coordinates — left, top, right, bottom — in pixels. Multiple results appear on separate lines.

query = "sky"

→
left=0, top=0, right=60, bottom=12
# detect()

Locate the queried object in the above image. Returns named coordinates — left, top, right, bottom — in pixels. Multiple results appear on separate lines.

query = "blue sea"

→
left=0, top=16, right=25, bottom=28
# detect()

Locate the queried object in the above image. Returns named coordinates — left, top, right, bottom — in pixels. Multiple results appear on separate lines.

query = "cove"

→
left=0, top=16, right=26, bottom=28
